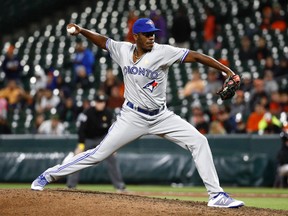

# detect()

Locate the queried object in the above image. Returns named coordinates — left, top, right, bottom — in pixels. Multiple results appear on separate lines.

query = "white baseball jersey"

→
left=106, top=39, right=189, bottom=110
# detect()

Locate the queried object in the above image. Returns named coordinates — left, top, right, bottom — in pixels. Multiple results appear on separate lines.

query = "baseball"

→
left=67, top=26, right=76, bottom=34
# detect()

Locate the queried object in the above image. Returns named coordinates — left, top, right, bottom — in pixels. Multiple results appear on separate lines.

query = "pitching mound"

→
left=0, top=189, right=286, bottom=216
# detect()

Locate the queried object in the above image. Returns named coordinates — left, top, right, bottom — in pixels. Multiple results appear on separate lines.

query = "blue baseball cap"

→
left=132, top=18, right=160, bottom=34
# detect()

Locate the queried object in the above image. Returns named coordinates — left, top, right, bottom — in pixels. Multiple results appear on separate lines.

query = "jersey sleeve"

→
left=161, top=45, right=189, bottom=66
left=106, top=39, right=131, bottom=65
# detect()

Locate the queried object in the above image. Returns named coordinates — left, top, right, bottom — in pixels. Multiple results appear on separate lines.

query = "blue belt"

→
left=126, top=101, right=163, bottom=116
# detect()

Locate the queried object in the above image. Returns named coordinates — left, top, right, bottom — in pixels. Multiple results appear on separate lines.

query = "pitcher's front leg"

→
left=150, top=111, right=223, bottom=198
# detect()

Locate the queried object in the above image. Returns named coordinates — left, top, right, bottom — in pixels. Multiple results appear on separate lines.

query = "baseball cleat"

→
left=116, top=188, right=129, bottom=193
left=31, top=174, right=49, bottom=191
left=207, top=192, right=244, bottom=208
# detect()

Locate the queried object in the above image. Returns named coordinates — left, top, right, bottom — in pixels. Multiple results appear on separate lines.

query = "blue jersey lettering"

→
left=123, top=66, right=159, bottom=79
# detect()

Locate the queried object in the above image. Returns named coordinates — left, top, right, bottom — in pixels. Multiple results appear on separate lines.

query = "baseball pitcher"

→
left=32, top=18, right=244, bottom=208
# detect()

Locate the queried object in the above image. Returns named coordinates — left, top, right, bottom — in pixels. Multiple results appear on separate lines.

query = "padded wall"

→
left=0, top=134, right=281, bottom=186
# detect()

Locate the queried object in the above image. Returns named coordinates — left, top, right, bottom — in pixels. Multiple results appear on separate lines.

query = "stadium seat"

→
left=0, top=0, right=287, bottom=134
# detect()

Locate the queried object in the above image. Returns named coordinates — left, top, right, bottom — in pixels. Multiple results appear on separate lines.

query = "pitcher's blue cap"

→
left=132, top=18, right=160, bottom=34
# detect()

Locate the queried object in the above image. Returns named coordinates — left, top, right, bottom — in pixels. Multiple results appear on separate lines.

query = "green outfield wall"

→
left=0, top=134, right=281, bottom=187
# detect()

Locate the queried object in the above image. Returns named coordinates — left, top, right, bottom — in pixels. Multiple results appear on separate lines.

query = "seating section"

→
left=0, top=0, right=80, bottom=35
left=0, top=0, right=287, bottom=134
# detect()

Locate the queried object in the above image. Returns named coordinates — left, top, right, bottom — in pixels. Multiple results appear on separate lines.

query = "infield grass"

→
left=1, top=183, right=287, bottom=211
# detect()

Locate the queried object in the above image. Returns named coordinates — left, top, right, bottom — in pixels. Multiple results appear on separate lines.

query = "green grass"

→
left=1, top=184, right=288, bottom=211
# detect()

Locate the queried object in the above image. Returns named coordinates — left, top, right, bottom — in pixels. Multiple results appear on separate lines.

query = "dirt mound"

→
left=0, top=189, right=286, bottom=216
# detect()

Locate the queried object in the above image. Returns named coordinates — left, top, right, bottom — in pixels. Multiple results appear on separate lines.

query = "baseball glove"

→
left=217, top=74, right=241, bottom=100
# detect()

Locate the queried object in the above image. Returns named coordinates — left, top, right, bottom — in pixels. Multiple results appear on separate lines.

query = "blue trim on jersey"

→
left=181, top=49, right=189, bottom=63
left=46, top=145, right=101, bottom=175
left=106, top=38, right=111, bottom=52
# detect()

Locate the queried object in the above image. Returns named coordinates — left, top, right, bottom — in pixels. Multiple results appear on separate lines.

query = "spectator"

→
left=33, top=88, right=45, bottom=112
left=46, top=67, right=59, bottom=91
left=106, top=85, right=125, bottom=109
left=262, top=56, right=278, bottom=79
left=125, top=10, right=138, bottom=43
left=216, top=107, right=234, bottom=134
left=37, top=114, right=65, bottom=135
left=260, top=18, right=271, bottom=31
left=150, top=10, right=168, bottom=44
left=44, top=68, right=71, bottom=99
left=258, top=94, right=270, bottom=110
left=263, top=56, right=277, bottom=72
left=275, top=57, right=288, bottom=78
left=263, top=70, right=279, bottom=93
left=100, top=68, right=124, bottom=98
left=234, top=113, right=247, bottom=134
left=0, top=98, right=8, bottom=120
left=30, top=113, right=45, bottom=134
left=209, top=121, right=226, bottom=134
left=189, top=103, right=209, bottom=134
left=207, top=103, right=220, bottom=122
left=269, top=91, right=282, bottom=116
left=204, top=69, right=222, bottom=95
left=0, top=80, right=32, bottom=108
left=171, top=6, right=191, bottom=49
left=230, top=90, right=249, bottom=121
left=255, top=37, right=271, bottom=61
left=1, top=44, right=23, bottom=83
left=30, top=66, right=47, bottom=94
left=58, top=97, right=79, bottom=123
left=258, top=112, right=282, bottom=134
left=239, top=72, right=253, bottom=93
left=249, top=79, right=269, bottom=111
left=72, top=41, right=95, bottom=89
left=203, top=6, right=217, bottom=52
left=270, top=3, right=287, bottom=31
left=246, top=102, right=266, bottom=134
left=57, top=74, right=70, bottom=94
left=81, top=98, right=91, bottom=112
left=35, top=89, right=61, bottom=114
left=274, top=130, right=288, bottom=188
left=279, top=91, right=288, bottom=113
left=179, top=68, right=205, bottom=98
left=239, top=36, right=256, bottom=62
left=260, top=6, right=273, bottom=30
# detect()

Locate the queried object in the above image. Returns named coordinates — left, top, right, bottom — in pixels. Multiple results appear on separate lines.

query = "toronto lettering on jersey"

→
left=123, top=66, right=159, bottom=79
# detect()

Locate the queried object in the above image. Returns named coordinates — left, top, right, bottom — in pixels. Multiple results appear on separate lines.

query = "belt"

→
left=126, top=101, right=163, bottom=116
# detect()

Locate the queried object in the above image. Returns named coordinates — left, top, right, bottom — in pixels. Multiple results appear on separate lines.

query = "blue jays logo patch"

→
left=146, top=20, right=155, bottom=27
left=143, top=80, right=159, bottom=92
